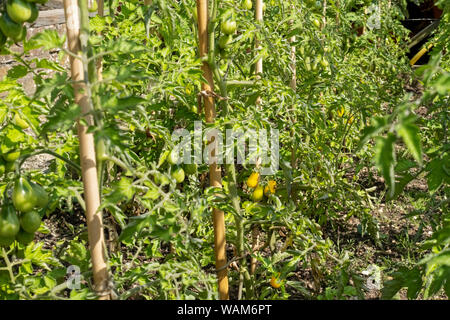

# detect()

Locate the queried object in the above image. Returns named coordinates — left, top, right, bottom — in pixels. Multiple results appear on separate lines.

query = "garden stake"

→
left=63, top=0, right=110, bottom=300
left=250, top=0, right=264, bottom=276
left=197, top=0, right=229, bottom=300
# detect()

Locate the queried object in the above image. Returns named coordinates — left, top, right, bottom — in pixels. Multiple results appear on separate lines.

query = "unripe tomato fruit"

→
left=20, top=210, right=41, bottom=233
left=221, top=20, right=236, bottom=35
left=243, top=0, right=252, bottom=10
left=313, top=18, right=321, bottom=29
left=0, top=204, right=20, bottom=238
left=95, top=138, right=108, bottom=162
left=30, top=182, right=49, bottom=209
left=15, top=229, right=34, bottom=245
left=3, top=150, right=20, bottom=162
left=12, top=176, right=38, bottom=213
left=246, top=172, right=259, bottom=188
left=27, top=3, right=38, bottom=23
left=0, top=236, right=15, bottom=247
left=218, top=34, right=232, bottom=49
left=7, top=0, right=32, bottom=24
left=251, top=185, right=264, bottom=202
left=13, top=113, right=29, bottom=129
left=171, top=166, right=185, bottom=183
left=15, top=26, right=27, bottom=42
left=167, top=149, right=180, bottom=165
left=184, top=163, right=198, bottom=175
left=0, top=13, right=24, bottom=41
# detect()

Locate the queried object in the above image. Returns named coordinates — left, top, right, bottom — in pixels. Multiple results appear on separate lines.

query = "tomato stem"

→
left=15, top=149, right=82, bottom=175
left=1, top=248, right=16, bottom=284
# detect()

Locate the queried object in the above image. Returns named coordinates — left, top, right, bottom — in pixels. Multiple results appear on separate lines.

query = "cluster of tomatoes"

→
left=0, top=0, right=47, bottom=46
left=151, top=148, right=198, bottom=190
left=0, top=176, right=48, bottom=247
left=245, top=171, right=276, bottom=202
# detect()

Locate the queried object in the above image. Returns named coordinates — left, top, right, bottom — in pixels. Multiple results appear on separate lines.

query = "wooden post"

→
left=196, top=0, right=229, bottom=300
left=63, top=0, right=110, bottom=300
left=250, top=0, right=264, bottom=276
left=97, top=0, right=104, bottom=15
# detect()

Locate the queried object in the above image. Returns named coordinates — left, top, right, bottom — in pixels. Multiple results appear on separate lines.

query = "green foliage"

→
left=0, top=0, right=448, bottom=300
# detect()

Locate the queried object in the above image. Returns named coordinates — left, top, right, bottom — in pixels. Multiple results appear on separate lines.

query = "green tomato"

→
left=3, top=150, right=20, bottom=162
left=242, top=0, right=252, bottom=10
left=0, top=204, right=20, bottom=238
left=320, top=57, right=329, bottom=68
left=171, top=166, right=185, bottom=183
left=20, top=210, right=41, bottom=233
left=0, top=13, right=24, bottom=41
left=218, top=34, right=232, bottom=49
left=95, top=138, right=108, bottom=162
left=12, top=176, right=38, bottom=213
left=27, top=3, right=38, bottom=23
left=184, top=163, right=198, bottom=175
left=16, top=25, right=27, bottom=42
left=0, top=236, right=15, bottom=247
left=7, top=0, right=32, bottom=24
left=15, top=228, right=34, bottom=245
left=167, top=149, right=180, bottom=165
left=221, top=20, right=236, bottom=35
left=13, top=113, right=29, bottom=129
left=312, top=18, right=321, bottom=29
left=30, top=182, right=48, bottom=209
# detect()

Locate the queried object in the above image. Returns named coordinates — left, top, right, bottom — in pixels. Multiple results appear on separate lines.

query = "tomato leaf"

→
left=374, top=134, right=396, bottom=197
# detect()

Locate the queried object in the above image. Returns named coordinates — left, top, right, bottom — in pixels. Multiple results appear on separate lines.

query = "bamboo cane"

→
left=196, top=0, right=229, bottom=300
left=250, top=0, right=264, bottom=276
left=63, top=0, right=110, bottom=300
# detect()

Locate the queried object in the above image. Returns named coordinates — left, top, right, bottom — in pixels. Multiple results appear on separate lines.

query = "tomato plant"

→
left=0, top=0, right=448, bottom=301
